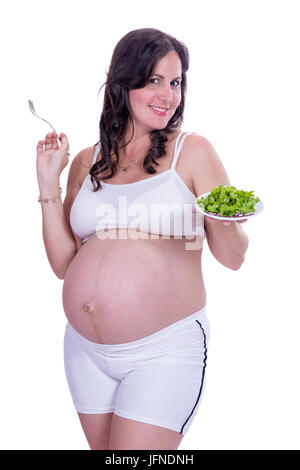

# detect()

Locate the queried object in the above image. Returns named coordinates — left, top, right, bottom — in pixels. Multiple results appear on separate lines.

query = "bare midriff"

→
left=62, top=228, right=206, bottom=344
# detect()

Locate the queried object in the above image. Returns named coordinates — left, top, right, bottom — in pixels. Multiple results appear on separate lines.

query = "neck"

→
left=120, top=128, right=152, bottom=160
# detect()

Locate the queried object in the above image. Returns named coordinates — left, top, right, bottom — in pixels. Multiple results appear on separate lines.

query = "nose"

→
left=157, top=83, right=173, bottom=103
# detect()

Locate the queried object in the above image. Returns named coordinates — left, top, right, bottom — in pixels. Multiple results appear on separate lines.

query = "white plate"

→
left=194, top=191, right=264, bottom=221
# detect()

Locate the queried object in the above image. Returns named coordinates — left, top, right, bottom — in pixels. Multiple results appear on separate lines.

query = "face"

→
left=128, top=50, right=182, bottom=136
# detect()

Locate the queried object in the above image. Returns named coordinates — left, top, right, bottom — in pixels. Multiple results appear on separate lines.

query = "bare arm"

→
left=188, top=135, right=249, bottom=270
left=37, top=132, right=85, bottom=279
left=38, top=178, right=77, bottom=279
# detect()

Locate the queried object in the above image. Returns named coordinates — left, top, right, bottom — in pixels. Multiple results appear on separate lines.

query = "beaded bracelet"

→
left=38, top=187, right=63, bottom=203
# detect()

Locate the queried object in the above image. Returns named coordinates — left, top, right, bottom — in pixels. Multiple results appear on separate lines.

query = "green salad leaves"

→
left=196, top=185, right=260, bottom=217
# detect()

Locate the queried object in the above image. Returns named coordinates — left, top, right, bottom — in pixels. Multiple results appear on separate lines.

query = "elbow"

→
left=209, top=231, right=249, bottom=271
left=228, top=244, right=248, bottom=270
left=54, top=268, right=65, bottom=280
left=53, top=264, right=68, bottom=280
left=229, top=256, right=245, bottom=271
left=49, top=262, right=65, bottom=280
left=215, top=253, right=245, bottom=271
left=56, top=264, right=71, bottom=279
left=220, top=246, right=248, bottom=271
left=52, top=252, right=77, bottom=280
left=49, top=262, right=66, bottom=280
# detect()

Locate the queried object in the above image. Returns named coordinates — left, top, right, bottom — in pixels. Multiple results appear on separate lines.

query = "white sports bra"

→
left=70, top=131, right=206, bottom=244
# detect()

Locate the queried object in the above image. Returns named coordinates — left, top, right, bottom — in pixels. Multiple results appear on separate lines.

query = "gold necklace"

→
left=115, top=147, right=150, bottom=173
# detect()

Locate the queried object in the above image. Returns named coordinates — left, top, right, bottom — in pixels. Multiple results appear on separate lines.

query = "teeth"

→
left=150, top=106, right=168, bottom=112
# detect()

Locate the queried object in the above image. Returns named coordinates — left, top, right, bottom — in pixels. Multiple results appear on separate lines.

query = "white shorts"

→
left=63, top=306, right=210, bottom=436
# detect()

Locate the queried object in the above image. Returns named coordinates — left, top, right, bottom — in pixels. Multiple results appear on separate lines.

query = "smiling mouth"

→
left=149, top=105, right=170, bottom=113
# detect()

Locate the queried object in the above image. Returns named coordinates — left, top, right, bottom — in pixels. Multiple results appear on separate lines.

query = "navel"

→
left=84, top=302, right=95, bottom=314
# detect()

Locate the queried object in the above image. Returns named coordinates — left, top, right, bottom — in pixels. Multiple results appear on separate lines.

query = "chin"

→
left=150, top=118, right=172, bottom=131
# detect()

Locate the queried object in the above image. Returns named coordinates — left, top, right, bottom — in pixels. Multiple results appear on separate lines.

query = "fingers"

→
left=205, top=217, right=247, bottom=227
left=205, top=214, right=248, bottom=227
left=223, top=220, right=248, bottom=226
left=204, top=216, right=215, bottom=224
left=58, top=132, right=69, bottom=151
left=44, top=132, right=58, bottom=150
left=37, top=132, right=62, bottom=152
left=36, top=139, right=46, bottom=154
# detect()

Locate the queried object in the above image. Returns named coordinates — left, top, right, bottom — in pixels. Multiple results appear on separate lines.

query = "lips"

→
left=149, top=105, right=170, bottom=116
left=149, top=105, right=170, bottom=112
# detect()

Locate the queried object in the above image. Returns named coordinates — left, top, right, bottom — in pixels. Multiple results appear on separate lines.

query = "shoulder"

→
left=180, top=133, right=215, bottom=169
left=183, top=133, right=231, bottom=196
left=67, top=145, right=98, bottom=190
left=183, top=133, right=216, bottom=158
left=77, top=144, right=99, bottom=170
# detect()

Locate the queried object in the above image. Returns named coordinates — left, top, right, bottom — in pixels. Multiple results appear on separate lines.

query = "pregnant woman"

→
left=36, top=28, right=249, bottom=450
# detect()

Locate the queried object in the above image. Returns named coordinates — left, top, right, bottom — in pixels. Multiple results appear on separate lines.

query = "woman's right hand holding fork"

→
left=36, top=132, right=69, bottom=199
left=36, top=131, right=69, bottom=185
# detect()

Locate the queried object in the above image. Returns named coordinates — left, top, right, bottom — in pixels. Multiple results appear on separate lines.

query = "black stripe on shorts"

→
left=180, top=319, right=208, bottom=435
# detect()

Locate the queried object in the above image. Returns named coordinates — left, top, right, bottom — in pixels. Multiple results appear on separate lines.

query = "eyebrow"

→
left=152, top=73, right=182, bottom=80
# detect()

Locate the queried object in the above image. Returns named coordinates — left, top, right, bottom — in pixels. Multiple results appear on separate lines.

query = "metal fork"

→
left=28, top=99, right=70, bottom=156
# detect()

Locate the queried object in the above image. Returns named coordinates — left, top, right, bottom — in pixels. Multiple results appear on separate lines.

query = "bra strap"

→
left=171, top=131, right=196, bottom=170
left=92, top=142, right=101, bottom=165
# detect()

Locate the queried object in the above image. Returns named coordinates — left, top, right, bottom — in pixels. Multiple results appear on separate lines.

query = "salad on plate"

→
left=195, top=185, right=263, bottom=221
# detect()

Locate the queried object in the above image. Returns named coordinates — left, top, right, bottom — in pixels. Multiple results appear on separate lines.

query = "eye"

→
left=149, top=77, right=159, bottom=84
left=148, top=77, right=181, bottom=87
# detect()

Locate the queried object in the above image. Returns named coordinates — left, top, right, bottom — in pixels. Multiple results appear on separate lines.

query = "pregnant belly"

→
left=62, top=229, right=205, bottom=344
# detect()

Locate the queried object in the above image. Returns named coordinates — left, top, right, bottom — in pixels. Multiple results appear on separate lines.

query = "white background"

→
left=0, top=0, right=299, bottom=450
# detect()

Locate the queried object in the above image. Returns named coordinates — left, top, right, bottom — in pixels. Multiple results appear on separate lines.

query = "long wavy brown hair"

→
left=90, top=28, right=190, bottom=191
